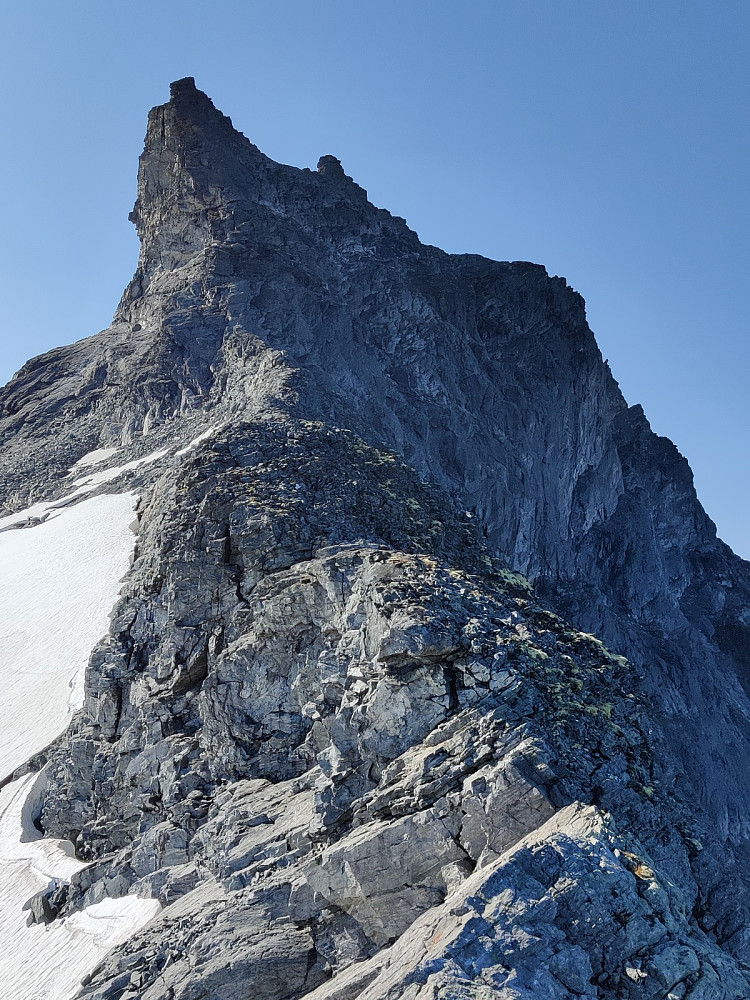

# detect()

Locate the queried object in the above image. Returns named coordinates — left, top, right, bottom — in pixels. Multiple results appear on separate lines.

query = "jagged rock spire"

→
left=127, top=78, right=259, bottom=263
left=126, top=79, right=377, bottom=287
left=317, top=154, right=346, bottom=178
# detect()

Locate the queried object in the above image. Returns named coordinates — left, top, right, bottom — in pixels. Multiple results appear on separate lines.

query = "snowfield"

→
left=0, top=771, right=160, bottom=1000
left=69, top=446, right=120, bottom=472
left=0, top=447, right=167, bottom=534
left=0, top=489, right=161, bottom=998
left=69, top=447, right=169, bottom=493
left=0, top=491, right=139, bottom=779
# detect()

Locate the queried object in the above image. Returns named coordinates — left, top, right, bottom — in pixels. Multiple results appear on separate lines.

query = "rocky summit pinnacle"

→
left=1, top=80, right=750, bottom=999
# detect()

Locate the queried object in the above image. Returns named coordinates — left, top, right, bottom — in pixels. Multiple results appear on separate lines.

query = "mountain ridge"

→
left=1, top=78, right=750, bottom=998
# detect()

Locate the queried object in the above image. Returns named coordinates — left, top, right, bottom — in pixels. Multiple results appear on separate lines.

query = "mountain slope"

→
left=1, top=78, right=749, bottom=998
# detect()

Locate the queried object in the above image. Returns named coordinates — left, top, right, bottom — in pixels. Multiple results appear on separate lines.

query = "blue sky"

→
left=1, top=1, right=748, bottom=556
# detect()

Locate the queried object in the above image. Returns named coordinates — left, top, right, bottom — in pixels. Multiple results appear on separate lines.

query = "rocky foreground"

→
left=2, top=79, right=750, bottom=998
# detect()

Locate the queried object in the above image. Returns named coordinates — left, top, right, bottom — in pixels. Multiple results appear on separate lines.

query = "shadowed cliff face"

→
left=2, top=78, right=750, bottom=997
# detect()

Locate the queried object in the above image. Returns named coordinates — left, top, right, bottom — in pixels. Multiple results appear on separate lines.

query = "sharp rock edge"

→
left=1, top=77, right=749, bottom=999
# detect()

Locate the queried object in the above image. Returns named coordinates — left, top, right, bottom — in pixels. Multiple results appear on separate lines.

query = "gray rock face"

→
left=1, top=77, right=750, bottom=996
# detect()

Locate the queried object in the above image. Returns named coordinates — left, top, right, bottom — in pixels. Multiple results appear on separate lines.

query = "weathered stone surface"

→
left=302, top=805, right=750, bottom=1000
left=1, top=78, right=749, bottom=997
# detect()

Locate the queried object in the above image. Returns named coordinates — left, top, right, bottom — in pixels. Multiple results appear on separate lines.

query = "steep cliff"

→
left=1, top=78, right=749, bottom=998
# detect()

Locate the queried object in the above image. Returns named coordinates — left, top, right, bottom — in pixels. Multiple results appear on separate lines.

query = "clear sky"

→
left=1, top=1, right=748, bottom=557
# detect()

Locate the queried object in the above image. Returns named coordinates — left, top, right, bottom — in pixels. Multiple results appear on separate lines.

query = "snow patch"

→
left=0, top=489, right=159, bottom=998
left=0, top=492, right=138, bottom=780
left=0, top=772, right=160, bottom=1000
left=175, top=423, right=226, bottom=458
left=0, top=448, right=168, bottom=534
left=71, top=447, right=169, bottom=490
left=0, top=498, right=57, bottom=533
left=69, top=447, right=119, bottom=472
